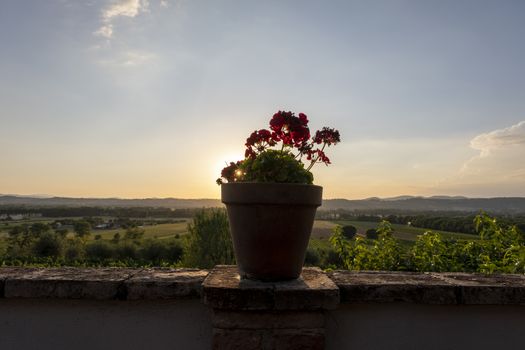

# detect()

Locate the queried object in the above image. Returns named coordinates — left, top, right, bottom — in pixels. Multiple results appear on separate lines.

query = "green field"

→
left=0, top=220, right=191, bottom=252
left=0, top=218, right=478, bottom=254
left=0, top=218, right=58, bottom=234
left=92, top=221, right=190, bottom=241
left=331, top=220, right=478, bottom=242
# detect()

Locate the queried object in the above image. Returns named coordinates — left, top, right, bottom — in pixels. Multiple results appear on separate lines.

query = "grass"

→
left=0, top=220, right=191, bottom=252
left=0, top=218, right=59, bottom=234
left=0, top=218, right=479, bottom=255
left=90, top=221, right=190, bottom=241
left=332, top=220, right=479, bottom=242
left=311, top=220, right=339, bottom=239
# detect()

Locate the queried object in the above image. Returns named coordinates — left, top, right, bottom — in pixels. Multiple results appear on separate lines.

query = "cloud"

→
left=98, top=50, right=157, bottom=67
left=94, top=0, right=150, bottom=39
left=461, top=121, right=525, bottom=175
left=160, top=0, right=169, bottom=8
left=469, top=121, right=525, bottom=157
left=94, top=24, right=113, bottom=39
left=433, top=121, right=525, bottom=196
left=102, top=0, right=149, bottom=20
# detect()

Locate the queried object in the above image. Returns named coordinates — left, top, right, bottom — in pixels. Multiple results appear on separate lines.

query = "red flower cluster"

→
left=217, top=161, right=243, bottom=185
left=305, top=149, right=331, bottom=164
left=217, top=110, right=340, bottom=184
left=269, top=111, right=310, bottom=147
left=245, top=129, right=278, bottom=158
left=313, top=127, right=340, bottom=145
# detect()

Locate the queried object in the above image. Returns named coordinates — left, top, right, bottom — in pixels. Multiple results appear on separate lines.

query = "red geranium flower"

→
left=313, top=127, right=340, bottom=145
left=216, top=109, right=340, bottom=184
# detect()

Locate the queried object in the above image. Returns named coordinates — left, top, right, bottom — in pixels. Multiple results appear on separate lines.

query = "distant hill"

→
left=1, top=194, right=525, bottom=213
left=0, top=195, right=221, bottom=209
left=322, top=197, right=525, bottom=213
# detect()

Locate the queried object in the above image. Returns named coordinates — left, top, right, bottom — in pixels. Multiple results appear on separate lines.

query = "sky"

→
left=1, top=0, right=525, bottom=199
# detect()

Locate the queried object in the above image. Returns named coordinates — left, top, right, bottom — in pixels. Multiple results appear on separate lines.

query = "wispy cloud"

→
left=469, top=120, right=525, bottom=157
left=98, top=50, right=157, bottom=67
left=428, top=121, right=525, bottom=197
left=460, top=121, right=525, bottom=175
left=94, top=0, right=150, bottom=39
left=94, top=25, right=113, bottom=39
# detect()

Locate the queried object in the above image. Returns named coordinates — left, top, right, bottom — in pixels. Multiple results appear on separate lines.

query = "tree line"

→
left=0, top=206, right=205, bottom=219
left=3, top=208, right=525, bottom=274
left=0, top=209, right=235, bottom=268
left=317, top=210, right=525, bottom=235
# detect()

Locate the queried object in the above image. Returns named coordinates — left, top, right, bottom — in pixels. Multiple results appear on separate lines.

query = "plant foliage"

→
left=330, top=212, right=525, bottom=274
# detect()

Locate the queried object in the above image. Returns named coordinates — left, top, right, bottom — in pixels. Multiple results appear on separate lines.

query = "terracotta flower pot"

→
left=221, top=182, right=323, bottom=281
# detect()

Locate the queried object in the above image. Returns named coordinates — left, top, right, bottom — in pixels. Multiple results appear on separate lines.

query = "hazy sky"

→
left=1, top=0, right=525, bottom=199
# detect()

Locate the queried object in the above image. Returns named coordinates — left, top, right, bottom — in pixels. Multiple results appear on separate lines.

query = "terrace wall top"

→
left=1, top=267, right=525, bottom=305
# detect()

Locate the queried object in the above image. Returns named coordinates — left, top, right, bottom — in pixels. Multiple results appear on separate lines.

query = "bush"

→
left=85, top=241, right=115, bottom=261
left=124, top=227, right=145, bottom=241
left=366, top=228, right=378, bottom=239
left=304, top=248, right=321, bottom=266
left=165, top=241, right=184, bottom=263
left=64, top=239, right=85, bottom=261
left=341, top=225, right=357, bottom=239
left=112, top=233, right=121, bottom=243
left=73, top=220, right=91, bottom=239
left=183, top=208, right=235, bottom=268
left=330, top=213, right=525, bottom=274
left=32, top=232, right=63, bottom=258
left=141, top=239, right=168, bottom=262
left=115, top=242, right=138, bottom=260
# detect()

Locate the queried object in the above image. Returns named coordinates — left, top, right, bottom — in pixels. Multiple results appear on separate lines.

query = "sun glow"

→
left=212, top=152, right=244, bottom=180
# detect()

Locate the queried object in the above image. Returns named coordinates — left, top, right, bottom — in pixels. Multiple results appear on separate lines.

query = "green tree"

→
left=30, top=222, right=51, bottom=237
left=124, top=226, right=145, bottom=241
left=112, top=232, right=121, bottom=244
left=55, top=228, right=69, bottom=238
left=6, top=225, right=32, bottom=257
left=183, top=208, right=235, bottom=268
left=73, top=220, right=91, bottom=239
left=366, top=228, right=378, bottom=239
left=341, top=225, right=357, bottom=239
left=373, top=221, right=402, bottom=270
left=64, top=239, right=85, bottom=261
left=32, top=232, right=64, bottom=258
left=85, top=241, right=115, bottom=261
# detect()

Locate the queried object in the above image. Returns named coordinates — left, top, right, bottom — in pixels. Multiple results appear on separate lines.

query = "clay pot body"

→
left=221, top=183, right=322, bottom=281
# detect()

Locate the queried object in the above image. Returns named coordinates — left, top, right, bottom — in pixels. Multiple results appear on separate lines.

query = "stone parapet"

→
left=3, top=267, right=525, bottom=305
left=202, top=265, right=339, bottom=350
left=330, top=270, right=525, bottom=305
left=0, top=267, right=207, bottom=300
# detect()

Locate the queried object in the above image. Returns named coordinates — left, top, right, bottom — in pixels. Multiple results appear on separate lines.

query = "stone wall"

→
left=0, top=268, right=211, bottom=350
left=2, top=267, right=525, bottom=350
left=327, top=271, right=525, bottom=350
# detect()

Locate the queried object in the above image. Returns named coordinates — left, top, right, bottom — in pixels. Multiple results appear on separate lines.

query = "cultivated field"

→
left=0, top=218, right=477, bottom=252
left=311, top=220, right=477, bottom=241
left=92, top=221, right=190, bottom=240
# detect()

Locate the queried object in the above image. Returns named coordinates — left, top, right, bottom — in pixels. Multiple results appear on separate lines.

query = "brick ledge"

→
left=2, top=267, right=525, bottom=304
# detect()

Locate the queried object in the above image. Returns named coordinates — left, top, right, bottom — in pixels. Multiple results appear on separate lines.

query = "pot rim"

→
left=221, top=182, right=323, bottom=206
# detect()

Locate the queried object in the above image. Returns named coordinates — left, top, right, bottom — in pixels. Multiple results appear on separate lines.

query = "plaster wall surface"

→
left=0, top=299, right=212, bottom=350
left=326, top=303, right=525, bottom=350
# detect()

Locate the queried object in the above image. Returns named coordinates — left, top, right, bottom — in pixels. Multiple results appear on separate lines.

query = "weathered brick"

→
left=125, top=268, right=208, bottom=300
left=330, top=271, right=457, bottom=304
left=431, top=272, right=525, bottom=305
left=4, top=267, right=137, bottom=300
left=213, top=328, right=262, bottom=350
left=203, top=265, right=339, bottom=311
left=271, top=329, right=325, bottom=350
left=212, top=310, right=325, bottom=329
